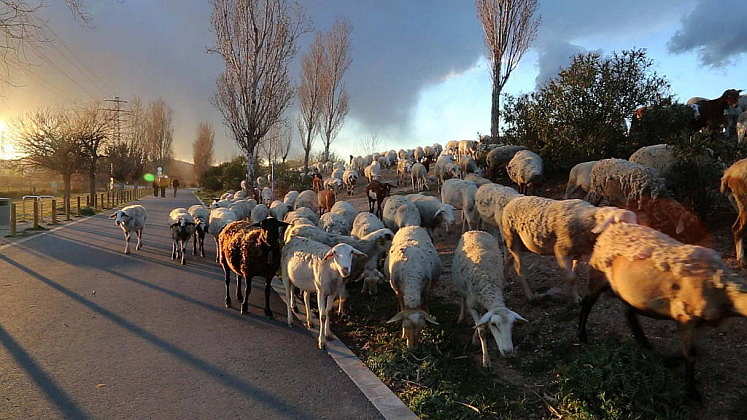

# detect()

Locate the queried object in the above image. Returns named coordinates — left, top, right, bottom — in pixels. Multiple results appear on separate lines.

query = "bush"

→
left=80, top=206, right=96, bottom=216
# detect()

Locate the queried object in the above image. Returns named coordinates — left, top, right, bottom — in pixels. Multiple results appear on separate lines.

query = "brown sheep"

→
left=218, top=218, right=289, bottom=317
left=317, top=189, right=336, bottom=215
left=721, top=158, right=747, bottom=265
left=366, top=180, right=392, bottom=218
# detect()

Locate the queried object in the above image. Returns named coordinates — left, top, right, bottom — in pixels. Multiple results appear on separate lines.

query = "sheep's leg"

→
left=193, top=232, right=198, bottom=255
left=123, top=231, right=131, bottom=254
left=325, top=294, right=336, bottom=339
left=303, top=291, right=313, bottom=329
left=678, top=323, right=701, bottom=402
left=171, top=240, right=176, bottom=260
left=214, top=237, right=221, bottom=264
left=553, top=249, right=580, bottom=303
left=240, top=273, right=250, bottom=315
left=200, top=236, right=205, bottom=258
left=578, top=270, right=607, bottom=343
left=180, top=239, right=186, bottom=265
left=733, top=209, right=747, bottom=265
left=506, top=242, right=534, bottom=301
left=135, top=229, right=143, bottom=250
left=263, top=276, right=274, bottom=318
left=317, top=292, right=328, bottom=350
left=236, top=273, right=244, bottom=303
left=223, top=264, right=232, bottom=308
left=283, top=276, right=294, bottom=327
left=624, top=306, right=652, bottom=349
left=337, top=285, right=348, bottom=316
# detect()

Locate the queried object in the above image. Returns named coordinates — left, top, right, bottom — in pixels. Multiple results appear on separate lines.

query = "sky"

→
left=0, top=0, right=745, bottom=163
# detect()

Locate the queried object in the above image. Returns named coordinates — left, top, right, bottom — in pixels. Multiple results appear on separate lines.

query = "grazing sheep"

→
left=629, top=144, right=677, bottom=180
left=452, top=231, right=527, bottom=367
left=486, top=145, right=527, bottom=179
left=343, top=169, right=359, bottom=196
left=219, top=218, right=290, bottom=316
left=405, top=194, right=456, bottom=240
left=351, top=212, right=386, bottom=239
left=564, top=161, right=598, bottom=199
left=441, top=179, right=479, bottom=231
left=579, top=222, right=747, bottom=399
left=386, top=226, right=441, bottom=349
left=269, top=200, right=290, bottom=222
left=410, top=162, right=429, bottom=192
left=209, top=208, right=238, bottom=262
left=366, top=180, right=392, bottom=218
left=506, top=150, right=543, bottom=194
left=283, top=190, right=299, bottom=208
left=474, top=183, right=523, bottom=233
left=585, top=158, right=667, bottom=210
left=458, top=156, right=482, bottom=177
left=110, top=204, right=147, bottom=254
left=169, top=208, right=196, bottom=265
left=281, top=237, right=365, bottom=349
left=396, top=159, right=413, bottom=186
left=250, top=203, right=269, bottom=223
left=188, top=205, right=209, bottom=257
left=435, top=155, right=462, bottom=189
left=294, top=190, right=317, bottom=211
left=382, top=195, right=421, bottom=232
left=317, top=189, right=336, bottom=215
left=284, top=207, right=320, bottom=226
left=501, top=196, right=637, bottom=301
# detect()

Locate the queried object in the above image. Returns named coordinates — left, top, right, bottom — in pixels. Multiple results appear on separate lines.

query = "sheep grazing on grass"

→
left=458, top=156, right=482, bottom=178
left=564, top=161, right=598, bottom=199
left=585, top=158, right=667, bottom=209
left=579, top=222, right=747, bottom=400
left=281, top=237, right=365, bottom=349
left=441, top=179, right=479, bottom=231
left=629, top=144, right=677, bottom=180
left=317, top=189, right=336, bottom=215
left=486, top=145, right=527, bottom=179
left=330, top=201, right=357, bottom=224
left=110, top=205, right=147, bottom=254
left=452, top=231, right=527, bottom=367
left=386, top=226, right=440, bottom=349
left=294, top=189, right=317, bottom=212
left=435, top=156, right=462, bottom=190
left=501, top=196, right=636, bottom=301
left=506, top=150, right=543, bottom=194
left=410, top=162, right=429, bottom=192
left=382, top=195, right=421, bottom=232
left=474, top=183, right=522, bottom=234
left=284, top=207, right=320, bottom=226
left=405, top=194, right=455, bottom=241
left=169, top=208, right=196, bottom=265
left=188, top=205, right=209, bottom=257
left=351, top=212, right=385, bottom=239
left=208, top=207, right=238, bottom=263
left=366, top=180, right=393, bottom=218
left=721, top=158, right=747, bottom=264
left=219, top=218, right=290, bottom=317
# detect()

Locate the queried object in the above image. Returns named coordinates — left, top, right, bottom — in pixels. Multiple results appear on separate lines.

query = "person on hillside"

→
left=172, top=178, right=180, bottom=197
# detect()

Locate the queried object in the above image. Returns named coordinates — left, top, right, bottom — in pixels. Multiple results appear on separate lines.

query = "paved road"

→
left=0, top=190, right=382, bottom=419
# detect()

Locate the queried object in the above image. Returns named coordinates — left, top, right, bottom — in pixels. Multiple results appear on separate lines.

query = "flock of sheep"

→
left=108, top=93, right=747, bottom=400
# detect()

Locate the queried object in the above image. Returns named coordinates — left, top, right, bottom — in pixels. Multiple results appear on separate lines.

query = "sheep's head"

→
left=251, top=216, right=290, bottom=245
left=361, top=269, right=385, bottom=295
left=387, top=309, right=438, bottom=349
left=432, top=204, right=456, bottom=240
left=477, top=308, right=527, bottom=357
left=592, top=207, right=638, bottom=234
left=110, top=210, right=130, bottom=226
left=324, top=243, right=366, bottom=278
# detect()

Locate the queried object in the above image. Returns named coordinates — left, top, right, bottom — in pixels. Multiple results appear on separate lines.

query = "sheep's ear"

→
left=323, top=249, right=336, bottom=260
left=675, top=215, right=686, bottom=235
left=476, top=312, right=492, bottom=327
left=109, top=213, right=118, bottom=219
left=423, top=312, right=439, bottom=325
left=387, top=311, right=405, bottom=323
left=509, top=310, right=528, bottom=323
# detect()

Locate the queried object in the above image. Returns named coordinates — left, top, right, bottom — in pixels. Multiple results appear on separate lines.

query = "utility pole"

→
left=103, top=96, right=128, bottom=143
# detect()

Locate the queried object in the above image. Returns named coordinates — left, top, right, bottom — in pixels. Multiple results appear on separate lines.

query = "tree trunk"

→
left=63, top=172, right=72, bottom=215
left=491, top=62, right=502, bottom=142
left=89, top=165, right=97, bottom=208
left=303, top=131, right=312, bottom=172
left=323, top=135, right=331, bottom=163
left=245, top=149, right=256, bottom=188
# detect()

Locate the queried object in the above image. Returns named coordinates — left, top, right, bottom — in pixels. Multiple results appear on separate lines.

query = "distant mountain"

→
left=167, top=159, right=197, bottom=186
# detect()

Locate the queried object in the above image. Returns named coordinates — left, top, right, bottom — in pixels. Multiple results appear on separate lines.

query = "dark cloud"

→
left=534, top=40, right=586, bottom=87
left=668, top=0, right=747, bottom=67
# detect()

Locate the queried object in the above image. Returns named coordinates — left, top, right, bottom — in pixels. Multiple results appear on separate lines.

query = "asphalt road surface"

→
left=0, top=189, right=382, bottom=419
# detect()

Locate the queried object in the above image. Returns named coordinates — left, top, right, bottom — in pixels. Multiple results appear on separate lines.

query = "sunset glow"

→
left=0, top=120, right=19, bottom=160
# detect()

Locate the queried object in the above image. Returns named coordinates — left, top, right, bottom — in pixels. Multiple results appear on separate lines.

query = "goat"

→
left=366, top=180, right=392, bottom=218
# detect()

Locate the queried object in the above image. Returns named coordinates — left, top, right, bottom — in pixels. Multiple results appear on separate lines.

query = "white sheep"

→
left=343, top=169, right=358, bottom=196
left=168, top=208, right=196, bottom=265
left=382, top=195, right=421, bottom=232
left=229, top=199, right=256, bottom=220
left=410, top=162, right=429, bottom=192
left=441, top=179, right=479, bottom=231
left=351, top=212, right=385, bottom=239
left=435, top=155, right=462, bottom=188
left=501, top=196, right=637, bottom=301
left=261, top=187, right=273, bottom=206
left=464, top=173, right=492, bottom=187
left=485, top=145, right=526, bottom=178
left=283, top=190, right=299, bottom=208
left=414, top=146, right=425, bottom=162
left=281, top=237, right=365, bottom=349
left=474, top=183, right=522, bottom=235
left=208, top=207, right=238, bottom=262
left=327, top=201, right=357, bottom=235
left=364, top=161, right=382, bottom=182
left=585, top=158, right=667, bottom=210
left=564, top=161, right=598, bottom=199
left=405, top=194, right=456, bottom=240
left=294, top=189, right=317, bottom=211
left=396, top=159, right=413, bottom=186
left=250, top=204, right=269, bottom=223
left=737, top=111, right=746, bottom=143
left=452, top=231, right=527, bottom=367
left=284, top=207, right=320, bottom=226
left=629, top=144, right=677, bottom=180
left=110, top=204, right=147, bottom=254
left=269, top=200, right=290, bottom=222
left=386, top=226, right=440, bottom=349
left=320, top=212, right=350, bottom=235
left=506, top=150, right=543, bottom=194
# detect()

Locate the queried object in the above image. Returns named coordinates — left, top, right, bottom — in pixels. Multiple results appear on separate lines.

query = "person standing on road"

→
left=152, top=179, right=159, bottom=197
left=172, top=178, right=180, bottom=197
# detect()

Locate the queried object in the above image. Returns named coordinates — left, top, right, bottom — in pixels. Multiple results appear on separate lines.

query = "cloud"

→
left=668, top=0, right=747, bottom=67
left=534, top=40, right=586, bottom=87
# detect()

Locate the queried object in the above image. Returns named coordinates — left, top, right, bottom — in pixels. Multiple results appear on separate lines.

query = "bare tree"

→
left=319, top=19, right=351, bottom=163
left=192, top=121, right=215, bottom=185
left=476, top=0, right=540, bottom=141
left=75, top=103, right=113, bottom=206
left=279, top=122, right=292, bottom=163
left=15, top=107, right=80, bottom=213
left=209, top=0, right=306, bottom=187
left=297, top=31, right=325, bottom=172
left=361, top=131, right=379, bottom=156
left=144, top=98, right=174, bottom=171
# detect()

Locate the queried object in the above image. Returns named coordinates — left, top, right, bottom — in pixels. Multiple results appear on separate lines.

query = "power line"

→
left=103, top=96, right=129, bottom=143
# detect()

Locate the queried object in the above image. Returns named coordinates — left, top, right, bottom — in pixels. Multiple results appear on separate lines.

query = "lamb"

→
left=629, top=144, right=677, bottom=180
left=386, top=226, right=440, bottom=349
left=410, top=162, right=429, bottom=192
left=317, top=189, right=336, bottom=215
left=486, top=145, right=527, bottom=179
left=284, top=207, right=320, bottom=226
left=501, top=196, right=637, bottom=301
left=168, top=208, right=196, bottom=265
left=396, top=159, right=413, bottom=186
left=281, top=237, right=365, bottom=349
left=564, top=161, right=598, bottom=199
left=110, top=204, right=147, bottom=254
left=452, top=231, right=527, bottom=367
left=474, top=183, right=523, bottom=233
left=351, top=212, right=386, bottom=239
left=188, top=205, right=209, bottom=257
left=343, top=169, right=358, bottom=196
left=365, top=180, right=392, bottom=218
left=506, top=150, right=543, bottom=194
left=250, top=203, right=269, bottom=223
left=578, top=222, right=747, bottom=399
left=405, top=194, right=455, bottom=240
left=441, top=179, right=479, bottom=231
left=294, top=189, right=317, bottom=211
left=721, top=159, right=747, bottom=264
left=219, top=218, right=290, bottom=317
left=260, top=187, right=273, bottom=206
left=209, top=207, right=238, bottom=262
left=382, top=195, right=421, bottom=232
left=283, top=190, right=299, bottom=208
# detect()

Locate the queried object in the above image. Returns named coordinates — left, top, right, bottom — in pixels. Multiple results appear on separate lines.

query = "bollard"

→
left=10, top=203, right=16, bottom=236
left=100, top=193, right=104, bottom=210
left=33, top=199, right=39, bottom=229
left=77, top=196, right=81, bottom=216
left=52, top=200, right=57, bottom=224
left=86, top=195, right=90, bottom=207
left=65, top=197, right=71, bottom=221
left=39, top=200, right=44, bottom=224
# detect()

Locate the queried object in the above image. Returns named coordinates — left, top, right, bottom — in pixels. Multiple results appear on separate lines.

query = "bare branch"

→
left=318, top=19, right=352, bottom=163
left=297, top=30, right=325, bottom=171
left=193, top=121, right=215, bottom=184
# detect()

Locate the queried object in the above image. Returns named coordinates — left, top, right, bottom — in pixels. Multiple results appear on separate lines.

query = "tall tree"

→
left=144, top=98, right=174, bottom=172
left=209, top=0, right=306, bottom=187
left=75, top=103, right=113, bottom=207
left=476, top=0, right=540, bottom=141
left=192, top=121, right=215, bottom=185
left=318, top=20, right=351, bottom=163
left=15, top=108, right=81, bottom=213
left=297, top=31, right=325, bottom=171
